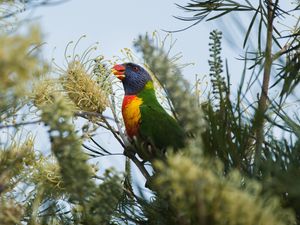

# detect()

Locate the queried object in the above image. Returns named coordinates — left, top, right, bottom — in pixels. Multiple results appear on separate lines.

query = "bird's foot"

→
left=123, top=148, right=135, bottom=158
left=145, top=174, right=156, bottom=190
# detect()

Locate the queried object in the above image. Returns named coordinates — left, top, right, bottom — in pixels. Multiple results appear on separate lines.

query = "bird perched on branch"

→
left=112, top=62, right=185, bottom=161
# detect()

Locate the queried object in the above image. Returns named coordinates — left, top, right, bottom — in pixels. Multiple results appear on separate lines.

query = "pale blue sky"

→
left=34, top=0, right=292, bottom=85
left=36, top=0, right=214, bottom=79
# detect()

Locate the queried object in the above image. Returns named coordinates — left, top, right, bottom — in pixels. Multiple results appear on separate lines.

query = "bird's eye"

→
left=133, top=66, right=139, bottom=72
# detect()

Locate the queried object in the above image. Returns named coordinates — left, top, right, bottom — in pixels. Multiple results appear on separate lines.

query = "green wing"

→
left=136, top=81, right=185, bottom=157
left=139, top=103, right=185, bottom=150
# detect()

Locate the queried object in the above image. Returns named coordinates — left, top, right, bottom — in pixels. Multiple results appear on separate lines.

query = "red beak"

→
left=111, top=64, right=126, bottom=80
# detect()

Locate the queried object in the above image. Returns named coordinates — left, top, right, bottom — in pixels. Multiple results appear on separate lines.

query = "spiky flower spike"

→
left=33, top=78, right=61, bottom=109
left=57, top=38, right=111, bottom=114
left=61, top=60, right=108, bottom=113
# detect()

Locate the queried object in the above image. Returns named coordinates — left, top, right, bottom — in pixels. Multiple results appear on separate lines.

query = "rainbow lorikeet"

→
left=112, top=63, right=185, bottom=160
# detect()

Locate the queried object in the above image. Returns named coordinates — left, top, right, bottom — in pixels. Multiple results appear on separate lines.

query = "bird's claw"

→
left=123, top=148, right=135, bottom=158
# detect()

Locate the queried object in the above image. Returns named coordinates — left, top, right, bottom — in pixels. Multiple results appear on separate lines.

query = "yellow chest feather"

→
left=122, top=96, right=143, bottom=137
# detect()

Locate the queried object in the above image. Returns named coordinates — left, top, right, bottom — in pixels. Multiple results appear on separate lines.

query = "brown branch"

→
left=101, top=117, right=126, bottom=149
left=74, top=111, right=114, bottom=121
left=74, top=111, right=126, bottom=148
left=0, top=119, right=41, bottom=129
left=272, top=43, right=290, bottom=61
left=127, top=153, right=151, bottom=181
left=95, top=122, right=113, bottom=132
left=254, top=0, right=276, bottom=163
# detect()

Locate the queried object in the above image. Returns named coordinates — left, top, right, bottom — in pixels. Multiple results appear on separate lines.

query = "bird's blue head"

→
left=112, top=62, right=152, bottom=95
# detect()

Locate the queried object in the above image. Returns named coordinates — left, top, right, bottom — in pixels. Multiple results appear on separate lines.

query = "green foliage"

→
left=279, top=49, right=300, bottom=99
left=0, top=27, right=46, bottom=119
left=155, top=154, right=295, bottom=225
left=200, top=30, right=253, bottom=172
left=73, top=171, right=123, bottom=225
left=39, top=93, right=123, bottom=223
left=40, top=94, right=94, bottom=201
left=208, top=30, right=227, bottom=104
left=177, top=1, right=300, bottom=224
left=0, top=198, right=23, bottom=225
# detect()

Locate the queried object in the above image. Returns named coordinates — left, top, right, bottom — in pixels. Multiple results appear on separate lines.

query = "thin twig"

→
left=272, top=43, right=290, bottom=61
left=76, top=112, right=118, bottom=133
left=90, top=137, right=112, bottom=155
left=82, top=143, right=105, bottom=156
left=96, top=121, right=119, bottom=133
left=102, top=116, right=126, bottom=148
left=74, top=111, right=125, bottom=148
left=88, top=153, right=125, bottom=158
left=74, top=111, right=114, bottom=121
left=128, top=154, right=151, bottom=180
left=0, top=119, right=42, bottom=129
left=109, top=94, right=129, bottom=145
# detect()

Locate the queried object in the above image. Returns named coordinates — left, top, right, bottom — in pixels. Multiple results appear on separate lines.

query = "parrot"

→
left=111, top=62, right=185, bottom=161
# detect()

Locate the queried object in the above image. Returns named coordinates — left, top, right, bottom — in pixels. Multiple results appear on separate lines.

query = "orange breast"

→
left=122, top=95, right=143, bottom=138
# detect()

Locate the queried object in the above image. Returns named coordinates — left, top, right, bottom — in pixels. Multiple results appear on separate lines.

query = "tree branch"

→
left=254, top=0, right=277, bottom=165
left=74, top=111, right=126, bottom=148
left=127, top=153, right=151, bottom=181
left=0, top=119, right=41, bottom=129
